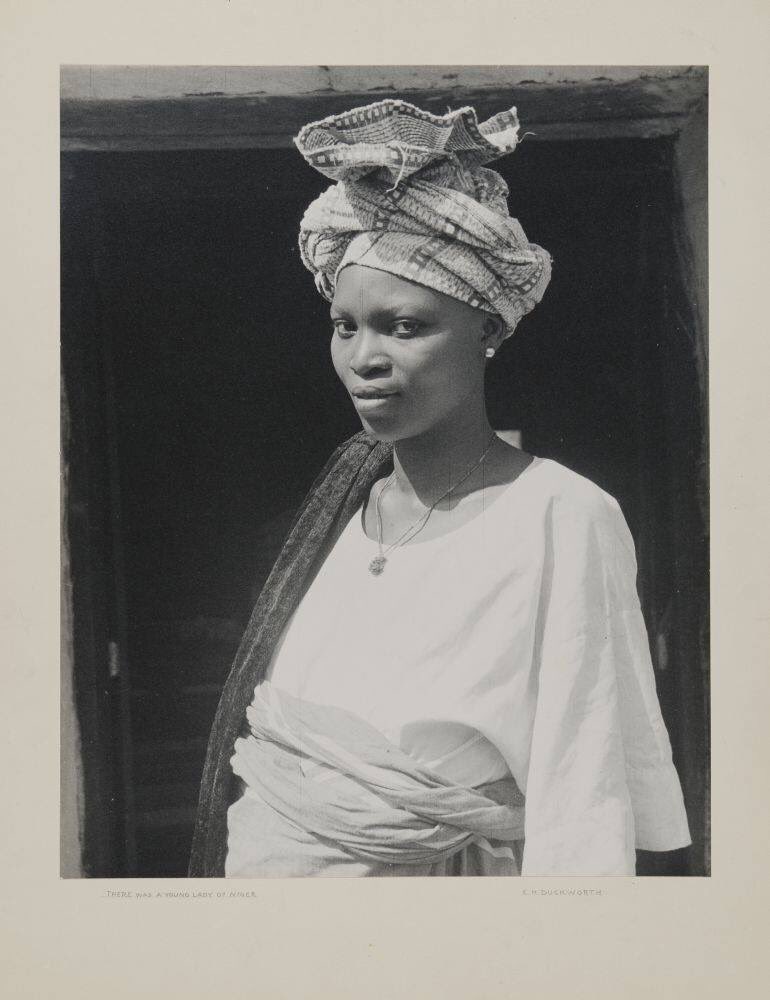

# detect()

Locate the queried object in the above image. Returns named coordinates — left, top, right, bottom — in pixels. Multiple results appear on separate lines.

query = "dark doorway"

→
left=62, top=137, right=708, bottom=876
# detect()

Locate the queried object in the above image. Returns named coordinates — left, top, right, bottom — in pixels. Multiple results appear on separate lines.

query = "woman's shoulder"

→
left=309, top=432, right=392, bottom=489
left=327, top=431, right=393, bottom=470
left=527, top=457, right=636, bottom=566
left=526, top=456, right=624, bottom=526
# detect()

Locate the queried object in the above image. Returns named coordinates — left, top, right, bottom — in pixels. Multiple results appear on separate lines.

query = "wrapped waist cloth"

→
left=226, top=682, right=526, bottom=876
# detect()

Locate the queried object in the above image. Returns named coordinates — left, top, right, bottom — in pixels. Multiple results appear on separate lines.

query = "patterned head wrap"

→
left=294, top=99, right=551, bottom=338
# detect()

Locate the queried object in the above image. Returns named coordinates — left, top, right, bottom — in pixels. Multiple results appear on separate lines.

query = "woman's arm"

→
left=521, top=486, right=691, bottom=876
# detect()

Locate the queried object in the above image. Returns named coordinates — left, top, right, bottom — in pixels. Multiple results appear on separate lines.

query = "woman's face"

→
left=330, top=265, right=499, bottom=442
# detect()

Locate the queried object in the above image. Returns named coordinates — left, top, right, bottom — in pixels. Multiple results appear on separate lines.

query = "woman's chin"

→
left=357, top=414, right=406, bottom=443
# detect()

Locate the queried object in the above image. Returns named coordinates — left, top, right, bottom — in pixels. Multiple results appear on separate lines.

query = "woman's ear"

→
left=480, top=314, right=506, bottom=353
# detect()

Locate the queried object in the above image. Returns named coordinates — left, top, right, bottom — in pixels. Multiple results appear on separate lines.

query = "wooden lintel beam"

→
left=60, top=79, right=707, bottom=152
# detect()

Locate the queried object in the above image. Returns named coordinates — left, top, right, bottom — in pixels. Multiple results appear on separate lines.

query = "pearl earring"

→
left=485, top=347, right=496, bottom=359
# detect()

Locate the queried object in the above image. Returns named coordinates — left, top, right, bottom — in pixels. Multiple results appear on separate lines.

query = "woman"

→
left=189, top=99, right=691, bottom=877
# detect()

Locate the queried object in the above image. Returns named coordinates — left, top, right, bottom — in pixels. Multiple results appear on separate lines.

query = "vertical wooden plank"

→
left=61, top=156, right=121, bottom=875
left=92, top=214, right=139, bottom=874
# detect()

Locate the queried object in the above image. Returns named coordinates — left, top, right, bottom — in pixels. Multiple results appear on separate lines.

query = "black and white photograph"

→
left=60, top=65, right=709, bottom=880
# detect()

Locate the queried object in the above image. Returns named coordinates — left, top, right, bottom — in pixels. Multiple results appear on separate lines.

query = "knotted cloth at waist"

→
left=227, top=682, right=525, bottom=874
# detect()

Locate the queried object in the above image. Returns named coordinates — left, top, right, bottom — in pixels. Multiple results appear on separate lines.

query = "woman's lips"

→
left=351, top=386, right=398, bottom=398
left=350, top=387, right=399, bottom=410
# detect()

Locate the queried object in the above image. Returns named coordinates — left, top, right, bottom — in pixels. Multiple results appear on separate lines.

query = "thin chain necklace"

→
left=368, top=432, right=498, bottom=576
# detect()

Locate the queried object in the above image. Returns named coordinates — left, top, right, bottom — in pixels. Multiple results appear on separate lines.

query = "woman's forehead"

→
left=332, top=265, right=456, bottom=314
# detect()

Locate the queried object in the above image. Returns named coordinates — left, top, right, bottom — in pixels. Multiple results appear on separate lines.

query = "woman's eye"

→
left=391, top=319, right=422, bottom=337
left=332, top=319, right=356, bottom=338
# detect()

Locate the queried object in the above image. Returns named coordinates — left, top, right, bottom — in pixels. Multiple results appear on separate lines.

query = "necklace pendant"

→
left=368, top=555, right=387, bottom=576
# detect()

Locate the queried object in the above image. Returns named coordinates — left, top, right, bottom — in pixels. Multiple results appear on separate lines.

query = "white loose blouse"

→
left=261, top=455, right=691, bottom=875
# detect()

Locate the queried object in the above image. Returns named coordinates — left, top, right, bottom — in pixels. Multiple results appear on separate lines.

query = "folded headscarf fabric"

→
left=294, top=99, right=552, bottom=337
left=226, top=682, right=525, bottom=876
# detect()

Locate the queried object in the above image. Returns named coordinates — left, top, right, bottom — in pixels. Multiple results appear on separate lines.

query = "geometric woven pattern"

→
left=294, top=99, right=552, bottom=337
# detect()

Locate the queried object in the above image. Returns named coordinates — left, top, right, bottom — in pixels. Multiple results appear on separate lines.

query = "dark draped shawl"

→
left=188, top=431, right=393, bottom=877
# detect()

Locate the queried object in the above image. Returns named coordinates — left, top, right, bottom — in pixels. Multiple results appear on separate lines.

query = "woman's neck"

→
left=391, top=407, right=497, bottom=507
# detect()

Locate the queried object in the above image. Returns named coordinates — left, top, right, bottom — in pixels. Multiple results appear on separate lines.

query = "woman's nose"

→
left=349, top=329, right=391, bottom=376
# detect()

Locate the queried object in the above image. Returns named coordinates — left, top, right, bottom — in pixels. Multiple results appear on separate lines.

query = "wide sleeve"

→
left=521, top=487, right=691, bottom=876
